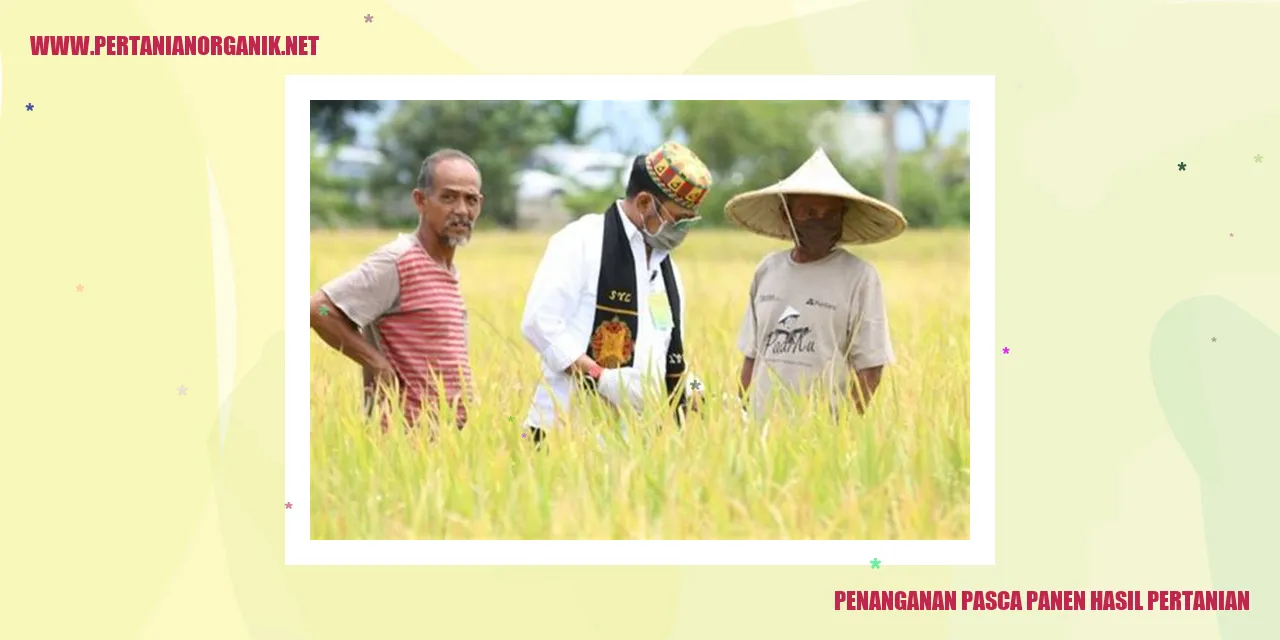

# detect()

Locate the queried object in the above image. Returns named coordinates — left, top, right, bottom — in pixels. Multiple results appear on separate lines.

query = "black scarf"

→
left=580, top=202, right=687, bottom=422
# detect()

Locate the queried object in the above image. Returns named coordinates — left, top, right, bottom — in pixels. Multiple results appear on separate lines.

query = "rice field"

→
left=310, top=227, right=970, bottom=540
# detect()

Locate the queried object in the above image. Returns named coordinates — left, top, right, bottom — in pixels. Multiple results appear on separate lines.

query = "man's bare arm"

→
left=309, top=291, right=394, bottom=378
left=850, top=365, right=884, bottom=414
left=739, top=357, right=755, bottom=397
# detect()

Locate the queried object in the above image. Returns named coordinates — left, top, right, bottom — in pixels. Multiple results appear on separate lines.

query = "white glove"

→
left=596, top=367, right=646, bottom=411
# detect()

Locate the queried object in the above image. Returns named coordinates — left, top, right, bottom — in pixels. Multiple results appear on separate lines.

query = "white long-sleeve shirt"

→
left=520, top=201, right=686, bottom=431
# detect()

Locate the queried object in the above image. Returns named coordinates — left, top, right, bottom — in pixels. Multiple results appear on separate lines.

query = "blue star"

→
left=26, top=103, right=34, bottom=111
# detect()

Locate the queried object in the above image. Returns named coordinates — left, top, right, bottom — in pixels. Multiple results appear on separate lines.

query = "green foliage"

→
left=370, top=101, right=564, bottom=228
left=310, top=134, right=366, bottom=227
left=840, top=155, right=969, bottom=228
left=310, top=100, right=379, bottom=143
left=559, top=164, right=627, bottom=218
left=651, top=100, right=844, bottom=226
left=309, top=100, right=970, bottom=231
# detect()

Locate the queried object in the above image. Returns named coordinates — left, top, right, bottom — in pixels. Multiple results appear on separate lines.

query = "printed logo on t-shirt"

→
left=805, top=297, right=836, bottom=311
left=763, top=306, right=816, bottom=356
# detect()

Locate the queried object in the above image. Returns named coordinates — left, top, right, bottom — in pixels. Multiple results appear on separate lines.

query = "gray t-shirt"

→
left=735, top=248, right=895, bottom=418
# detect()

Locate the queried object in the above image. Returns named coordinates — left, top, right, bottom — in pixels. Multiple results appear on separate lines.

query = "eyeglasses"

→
left=653, top=199, right=701, bottom=230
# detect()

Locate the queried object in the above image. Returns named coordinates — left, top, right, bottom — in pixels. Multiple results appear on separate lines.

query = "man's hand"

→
left=371, top=363, right=400, bottom=394
left=567, top=354, right=604, bottom=380
left=851, top=365, right=884, bottom=414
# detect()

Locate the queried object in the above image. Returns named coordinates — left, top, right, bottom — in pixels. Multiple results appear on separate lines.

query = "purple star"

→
left=364, top=14, right=373, bottom=23
left=178, top=385, right=188, bottom=396
left=25, top=103, right=34, bottom=111
left=1001, top=347, right=1010, bottom=355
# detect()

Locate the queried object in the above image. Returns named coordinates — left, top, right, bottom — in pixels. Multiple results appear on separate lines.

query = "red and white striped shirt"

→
left=321, top=234, right=473, bottom=428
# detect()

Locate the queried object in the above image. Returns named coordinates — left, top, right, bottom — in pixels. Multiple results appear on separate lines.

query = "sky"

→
left=350, top=100, right=970, bottom=153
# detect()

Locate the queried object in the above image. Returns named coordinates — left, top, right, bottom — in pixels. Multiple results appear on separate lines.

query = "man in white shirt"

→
left=725, top=148, right=908, bottom=419
left=519, top=142, right=713, bottom=444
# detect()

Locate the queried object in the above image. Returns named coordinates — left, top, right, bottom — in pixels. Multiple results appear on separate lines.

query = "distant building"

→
left=514, top=144, right=630, bottom=230
left=314, top=143, right=383, bottom=208
left=311, top=142, right=636, bottom=230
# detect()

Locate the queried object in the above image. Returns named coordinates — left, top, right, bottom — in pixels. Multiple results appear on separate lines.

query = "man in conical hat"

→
left=725, top=148, right=907, bottom=419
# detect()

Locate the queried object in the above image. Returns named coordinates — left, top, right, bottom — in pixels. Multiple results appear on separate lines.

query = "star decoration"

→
left=1177, top=162, right=1187, bottom=171
left=318, top=304, right=330, bottom=316
left=1211, top=337, right=1217, bottom=343
left=177, top=385, right=188, bottom=396
left=364, top=14, right=373, bottom=22
left=25, top=103, right=34, bottom=111
left=1229, top=233, right=1234, bottom=238
left=690, top=379, right=703, bottom=392
left=1002, top=347, right=1009, bottom=354
left=870, top=558, right=882, bottom=569
left=76, top=284, right=84, bottom=293
left=1255, top=154, right=1263, bottom=163
left=285, top=502, right=293, bottom=509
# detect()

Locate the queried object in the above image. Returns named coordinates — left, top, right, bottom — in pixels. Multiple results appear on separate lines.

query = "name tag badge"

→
left=648, top=290, right=674, bottom=331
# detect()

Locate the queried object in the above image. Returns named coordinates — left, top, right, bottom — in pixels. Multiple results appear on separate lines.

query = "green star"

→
left=318, top=304, right=330, bottom=316
left=870, top=558, right=882, bottom=569
left=1177, top=162, right=1187, bottom=171
left=1255, top=154, right=1263, bottom=163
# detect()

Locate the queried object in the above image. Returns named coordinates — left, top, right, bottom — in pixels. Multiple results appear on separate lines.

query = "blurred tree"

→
left=545, top=101, right=607, bottom=145
left=310, top=100, right=969, bottom=231
left=369, top=101, right=560, bottom=228
left=863, top=100, right=902, bottom=208
left=646, top=100, right=844, bottom=225
left=903, top=101, right=949, bottom=153
left=310, top=133, right=365, bottom=227
left=310, top=100, right=380, bottom=144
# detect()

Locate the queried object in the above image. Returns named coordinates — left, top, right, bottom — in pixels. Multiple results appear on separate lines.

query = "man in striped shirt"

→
left=309, top=149, right=480, bottom=431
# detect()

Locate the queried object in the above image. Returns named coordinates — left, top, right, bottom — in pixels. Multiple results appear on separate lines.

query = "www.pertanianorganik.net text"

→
left=30, top=35, right=319, bottom=56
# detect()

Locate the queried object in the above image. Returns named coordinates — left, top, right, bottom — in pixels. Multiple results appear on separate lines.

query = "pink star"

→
left=285, top=502, right=293, bottom=509
left=76, top=284, right=84, bottom=292
left=1002, top=347, right=1010, bottom=354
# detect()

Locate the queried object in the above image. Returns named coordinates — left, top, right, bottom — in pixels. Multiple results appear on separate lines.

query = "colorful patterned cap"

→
left=644, top=142, right=713, bottom=211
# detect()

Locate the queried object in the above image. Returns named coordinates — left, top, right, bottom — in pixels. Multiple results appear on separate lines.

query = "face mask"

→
left=641, top=196, right=694, bottom=252
left=781, top=195, right=839, bottom=255
left=795, top=219, right=841, bottom=252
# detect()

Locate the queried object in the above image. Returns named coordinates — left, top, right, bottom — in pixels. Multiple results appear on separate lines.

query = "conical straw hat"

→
left=725, top=148, right=907, bottom=245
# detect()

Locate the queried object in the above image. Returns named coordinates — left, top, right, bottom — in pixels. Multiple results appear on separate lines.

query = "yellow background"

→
left=1, top=0, right=1275, bottom=637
